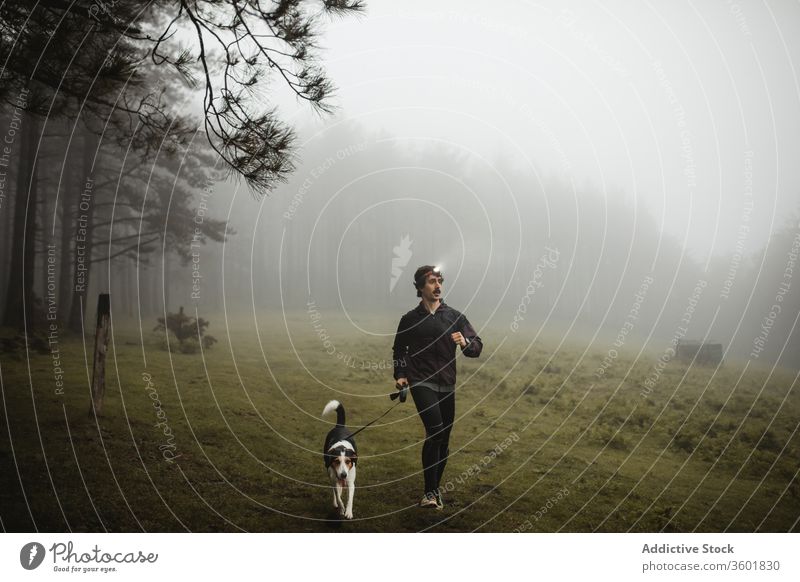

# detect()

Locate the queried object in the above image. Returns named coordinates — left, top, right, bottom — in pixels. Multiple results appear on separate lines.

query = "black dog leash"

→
left=345, top=383, right=409, bottom=439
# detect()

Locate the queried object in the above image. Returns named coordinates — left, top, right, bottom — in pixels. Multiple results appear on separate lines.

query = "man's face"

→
left=420, top=272, right=443, bottom=302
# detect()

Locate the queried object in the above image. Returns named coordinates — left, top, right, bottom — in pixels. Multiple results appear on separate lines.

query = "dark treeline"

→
left=0, top=109, right=228, bottom=332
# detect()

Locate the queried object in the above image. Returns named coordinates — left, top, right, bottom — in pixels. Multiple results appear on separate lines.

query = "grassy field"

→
left=1, top=311, right=798, bottom=532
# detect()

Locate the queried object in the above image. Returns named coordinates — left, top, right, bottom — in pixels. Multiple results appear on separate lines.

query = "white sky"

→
left=275, top=0, right=800, bottom=262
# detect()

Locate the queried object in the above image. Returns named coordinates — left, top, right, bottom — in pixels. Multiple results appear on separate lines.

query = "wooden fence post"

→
left=89, top=293, right=110, bottom=417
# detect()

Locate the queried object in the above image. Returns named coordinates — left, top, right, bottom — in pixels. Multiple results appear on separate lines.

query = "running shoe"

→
left=434, top=490, right=444, bottom=510
left=419, top=494, right=439, bottom=509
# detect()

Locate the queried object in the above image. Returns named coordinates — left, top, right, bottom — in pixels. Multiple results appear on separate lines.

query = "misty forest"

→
left=0, top=0, right=798, bottom=533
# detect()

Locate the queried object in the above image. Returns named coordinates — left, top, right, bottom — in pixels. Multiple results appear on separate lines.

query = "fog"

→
left=314, top=0, right=800, bottom=260
left=5, top=0, right=798, bottom=369
left=166, top=1, right=799, bottom=368
left=1, top=0, right=799, bottom=539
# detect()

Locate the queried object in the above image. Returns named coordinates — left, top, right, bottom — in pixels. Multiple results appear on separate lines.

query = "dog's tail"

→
left=322, top=400, right=346, bottom=426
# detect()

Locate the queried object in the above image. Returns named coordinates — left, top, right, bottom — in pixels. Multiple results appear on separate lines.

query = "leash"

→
left=345, top=383, right=409, bottom=439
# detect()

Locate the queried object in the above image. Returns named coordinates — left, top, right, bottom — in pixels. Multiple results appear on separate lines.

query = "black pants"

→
left=410, top=385, right=455, bottom=496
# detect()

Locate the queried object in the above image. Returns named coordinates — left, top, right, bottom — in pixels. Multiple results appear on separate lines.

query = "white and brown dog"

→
left=322, top=400, right=357, bottom=519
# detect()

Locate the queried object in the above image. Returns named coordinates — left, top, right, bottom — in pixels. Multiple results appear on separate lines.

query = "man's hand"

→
left=392, top=377, right=409, bottom=402
left=451, top=332, right=467, bottom=348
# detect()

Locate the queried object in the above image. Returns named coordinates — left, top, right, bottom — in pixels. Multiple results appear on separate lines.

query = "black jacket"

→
left=392, top=301, right=483, bottom=386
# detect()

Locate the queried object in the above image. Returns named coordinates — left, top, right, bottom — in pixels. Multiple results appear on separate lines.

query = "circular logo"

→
left=19, top=542, right=45, bottom=570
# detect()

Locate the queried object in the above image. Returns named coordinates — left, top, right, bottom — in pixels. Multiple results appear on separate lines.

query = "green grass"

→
left=1, top=311, right=798, bottom=532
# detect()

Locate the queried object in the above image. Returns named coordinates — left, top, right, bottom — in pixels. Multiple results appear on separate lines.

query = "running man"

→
left=392, top=265, right=483, bottom=509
